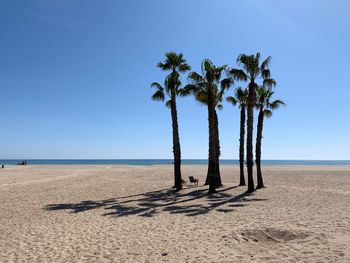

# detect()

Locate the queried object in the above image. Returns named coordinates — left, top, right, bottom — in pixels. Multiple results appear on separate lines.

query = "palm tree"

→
left=226, top=87, right=248, bottom=186
left=184, top=59, right=233, bottom=193
left=230, top=53, right=275, bottom=193
left=255, top=86, right=285, bottom=189
left=151, top=52, right=191, bottom=191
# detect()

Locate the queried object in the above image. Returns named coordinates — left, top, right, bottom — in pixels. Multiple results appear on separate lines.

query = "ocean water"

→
left=1, top=159, right=350, bottom=166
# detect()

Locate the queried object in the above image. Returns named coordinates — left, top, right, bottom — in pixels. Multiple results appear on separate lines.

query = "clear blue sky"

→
left=1, top=0, right=349, bottom=160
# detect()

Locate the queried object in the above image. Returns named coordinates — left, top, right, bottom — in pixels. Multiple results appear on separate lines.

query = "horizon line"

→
left=1, top=158, right=350, bottom=161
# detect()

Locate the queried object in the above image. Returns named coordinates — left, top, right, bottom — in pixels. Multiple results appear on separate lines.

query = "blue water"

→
left=1, top=159, right=350, bottom=165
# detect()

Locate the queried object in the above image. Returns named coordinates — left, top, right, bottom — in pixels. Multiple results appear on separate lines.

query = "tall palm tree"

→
left=230, top=53, right=275, bottom=193
left=151, top=52, right=191, bottom=191
left=184, top=59, right=233, bottom=193
left=255, top=86, right=285, bottom=189
left=226, top=87, right=248, bottom=186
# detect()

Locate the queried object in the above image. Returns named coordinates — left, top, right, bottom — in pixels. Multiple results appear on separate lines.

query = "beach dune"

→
left=0, top=165, right=349, bottom=262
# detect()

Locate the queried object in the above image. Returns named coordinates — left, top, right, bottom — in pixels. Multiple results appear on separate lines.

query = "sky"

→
left=0, top=0, right=349, bottom=160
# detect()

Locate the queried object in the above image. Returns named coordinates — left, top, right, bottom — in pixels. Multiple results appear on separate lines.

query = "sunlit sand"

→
left=0, top=165, right=349, bottom=262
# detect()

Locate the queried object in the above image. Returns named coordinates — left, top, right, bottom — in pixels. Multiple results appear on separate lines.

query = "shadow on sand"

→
left=45, top=186, right=267, bottom=217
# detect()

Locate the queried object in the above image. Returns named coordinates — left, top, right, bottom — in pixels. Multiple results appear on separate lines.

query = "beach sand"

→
left=0, top=165, right=349, bottom=262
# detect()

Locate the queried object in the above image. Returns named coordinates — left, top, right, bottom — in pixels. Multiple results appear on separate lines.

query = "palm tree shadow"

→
left=44, top=185, right=267, bottom=217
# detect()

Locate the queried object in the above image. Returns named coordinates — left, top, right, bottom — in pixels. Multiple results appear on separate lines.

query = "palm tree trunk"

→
left=239, top=105, right=246, bottom=186
left=205, top=97, right=213, bottom=186
left=214, top=109, right=222, bottom=187
left=205, top=108, right=221, bottom=187
left=206, top=93, right=219, bottom=193
left=256, top=108, right=264, bottom=189
left=170, top=98, right=182, bottom=191
left=246, top=82, right=256, bottom=193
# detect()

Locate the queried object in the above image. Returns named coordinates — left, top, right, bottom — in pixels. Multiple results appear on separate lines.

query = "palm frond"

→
left=217, top=104, right=223, bottom=110
left=202, top=59, right=214, bottom=73
left=264, top=109, right=273, bottom=118
left=151, top=89, right=165, bottom=101
left=178, top=85, right=197, bottom=96
left=236, top=54, right=248, bottom=65
left=188, top=71, right=204, bottom=83
left=261, top=56, right=272, bottom=70
left=150, top=82, right=164, bottom=91
left=226, top=96, right=238, bottom=106
left=237, top=54, right=256, bottom=77
left=263, top=78, right=276, bottom=88
left=255, top=52, right=261, bottom=62
left=179, top=63, right=191, bottom=72
left=261, top=69, right=271, bottom=80
left=213, top=65, right=226, bottom=83
left=165, top=71, right=180, bottom=93
left=254, top=104, right=261, bottom=110
left=229, top=68, right=248, bottom=81
left=255, top=86, right=266, bottom=106
left=195, top=90, right=208, bottom=105
left=269, top=99, right=286, bottom=109
left=157, top=62, right=171, bottom=70
left=221, top=77, right=233, bottom=89
left=165, top=99, right=172, bottom=108
left=235, top=87, right=248, bottom=103
left=256, top=86, right=265, bottom=97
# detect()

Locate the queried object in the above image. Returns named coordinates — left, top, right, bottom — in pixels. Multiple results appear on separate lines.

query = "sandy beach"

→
left=0, top=165, right=349, bottom=262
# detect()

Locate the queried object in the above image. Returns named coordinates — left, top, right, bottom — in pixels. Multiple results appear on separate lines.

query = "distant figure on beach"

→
left=1, top=165, right=4, bottom=168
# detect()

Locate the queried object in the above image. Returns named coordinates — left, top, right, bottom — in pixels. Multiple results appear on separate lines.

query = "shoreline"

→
left=2, top=159, right=350, bottom=166
left=2, top=163, right=350, bottom=168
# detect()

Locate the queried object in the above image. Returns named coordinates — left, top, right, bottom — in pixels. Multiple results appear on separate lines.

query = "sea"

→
left=1, top=159, right=350, bottom=166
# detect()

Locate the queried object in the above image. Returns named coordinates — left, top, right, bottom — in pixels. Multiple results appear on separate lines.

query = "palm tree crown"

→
left=185, top=59, right=233, bottom=108
left=229, top=52, right=276, bottom=106
left=157, top=52, right=191, bottom=73
left=256, top=86, right=285, bottom=116
left=151, top=52, right=191, bottom=106
left=157, top=52, right=191, bottom=92
left=226, top=87, right=248, bottom=108
left=230, top=53, right=276, bottom=86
